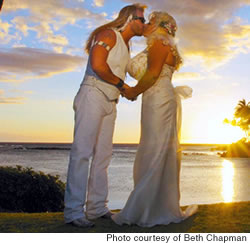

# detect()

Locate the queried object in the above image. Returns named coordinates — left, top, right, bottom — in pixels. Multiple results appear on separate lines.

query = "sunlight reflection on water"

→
left=221, top=160, right=235, bottom=202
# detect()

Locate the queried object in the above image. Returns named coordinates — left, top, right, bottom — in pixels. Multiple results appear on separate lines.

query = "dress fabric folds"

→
left=112, top=50, right=197, bottom=227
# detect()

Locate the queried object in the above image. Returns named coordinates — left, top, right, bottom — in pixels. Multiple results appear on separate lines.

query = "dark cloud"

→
left=0, top=47, right=85, bottom=81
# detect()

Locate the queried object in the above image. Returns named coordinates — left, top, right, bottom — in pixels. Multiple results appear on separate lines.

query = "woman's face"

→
left=143, top=16, right=157, bottom=37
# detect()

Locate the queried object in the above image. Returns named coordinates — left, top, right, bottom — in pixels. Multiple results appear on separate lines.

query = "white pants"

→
left=64, top=84, right=117, bottom=223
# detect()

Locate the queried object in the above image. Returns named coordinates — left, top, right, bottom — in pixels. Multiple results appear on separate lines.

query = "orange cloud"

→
left=174, top=72, right=203, bottom=81
left=125, top=0, right=250, bottom=68
left=0, top=73, right=20, bottom=83
left=224, top=21, right=250, bottom=53
left=4, top=0, right=106, bottom=24
left=0, top=19, right=14, bottom=44
left=0, top=97, right=26, bottom=104
left=0, top=89, right=26, bottom=104
left=93, top=0, right=105, bottom=7
left=5, top=0, right=107, bottom=44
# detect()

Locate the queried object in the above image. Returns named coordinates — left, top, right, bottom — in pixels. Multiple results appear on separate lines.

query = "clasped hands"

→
left=121, top=84, right=137, bottom=101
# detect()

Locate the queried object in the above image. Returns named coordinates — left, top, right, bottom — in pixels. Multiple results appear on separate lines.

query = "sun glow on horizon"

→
left=184, top=109, right=246, bottom=145
left=203, top=123, right=244, bottom=144
left=1, top=119, right=245, bottom=144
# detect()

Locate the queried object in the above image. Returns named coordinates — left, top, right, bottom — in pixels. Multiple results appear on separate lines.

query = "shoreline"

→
left=0, top=201, right=249, bottom=233
left=1, top=200, right=248, bottom=213
left=108, top=199, right=250, bottom=212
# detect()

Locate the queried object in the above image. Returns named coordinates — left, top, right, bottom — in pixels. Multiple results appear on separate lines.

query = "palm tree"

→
left=224, top=99, right=250, bottom=141
left=234, top=99, right=250, bottom=140
left=0, top=0, right=4, bottom=11
left=222, top=99, right=250, bottom=157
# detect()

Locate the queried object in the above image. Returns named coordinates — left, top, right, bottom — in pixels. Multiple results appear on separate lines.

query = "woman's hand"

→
left=122, top=87, right=137, bottom=101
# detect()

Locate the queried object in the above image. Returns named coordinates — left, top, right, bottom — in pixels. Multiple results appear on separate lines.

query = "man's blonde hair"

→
left=85, top=3, right=146, bottom=54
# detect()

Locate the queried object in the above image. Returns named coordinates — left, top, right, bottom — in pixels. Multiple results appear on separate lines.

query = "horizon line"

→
left=0, top=142, right=230, bottom=146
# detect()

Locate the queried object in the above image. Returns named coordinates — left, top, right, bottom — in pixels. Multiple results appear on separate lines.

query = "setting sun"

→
left=211, top=123, right=245, bottom=144
left=182, top=109, right=246, bottom=144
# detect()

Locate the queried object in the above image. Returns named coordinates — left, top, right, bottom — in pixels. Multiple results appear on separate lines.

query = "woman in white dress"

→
left=112, top=11, right=197, bottom=227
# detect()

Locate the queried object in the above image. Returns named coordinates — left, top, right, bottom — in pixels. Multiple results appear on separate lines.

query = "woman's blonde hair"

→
left=147, top=11, right=183, bottom=70
left=85, top=3, right=146, bottom=54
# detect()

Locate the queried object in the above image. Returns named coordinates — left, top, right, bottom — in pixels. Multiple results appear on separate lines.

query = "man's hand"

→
left=120, top=83, right=130, bottom=96
left=122, top=87, right=137, bottom=101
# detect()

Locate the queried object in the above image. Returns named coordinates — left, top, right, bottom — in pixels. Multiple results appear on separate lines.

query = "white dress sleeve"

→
left=127, top=50, right=148, bottom=81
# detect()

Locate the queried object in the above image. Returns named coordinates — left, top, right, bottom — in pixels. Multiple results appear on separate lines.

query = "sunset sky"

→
left=0, top=0, right=249, bottom=144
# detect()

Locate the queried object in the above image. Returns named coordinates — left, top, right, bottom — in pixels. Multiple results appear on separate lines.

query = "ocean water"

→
left=0, top=143, right=249, bottom=209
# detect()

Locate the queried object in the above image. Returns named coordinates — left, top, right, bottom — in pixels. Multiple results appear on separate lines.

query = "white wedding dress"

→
left=111, top=48, right=198, bottom=227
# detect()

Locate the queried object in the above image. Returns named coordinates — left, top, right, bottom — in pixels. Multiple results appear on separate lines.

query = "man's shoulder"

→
left=95, top=29, right=116, bottom=46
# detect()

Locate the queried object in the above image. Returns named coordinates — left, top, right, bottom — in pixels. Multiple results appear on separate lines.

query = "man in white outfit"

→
left=64, top=4, right=148, bottom=227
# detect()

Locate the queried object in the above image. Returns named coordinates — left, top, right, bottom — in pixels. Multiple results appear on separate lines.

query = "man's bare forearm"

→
left=93, top=63, right=121, bottom=86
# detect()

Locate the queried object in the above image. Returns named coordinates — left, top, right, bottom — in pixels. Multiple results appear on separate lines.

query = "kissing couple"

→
left=64, top=3, right=198, bottom=228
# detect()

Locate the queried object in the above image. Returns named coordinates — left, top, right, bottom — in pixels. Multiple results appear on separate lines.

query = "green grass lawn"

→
left=0, top=201, right=249, bottom=233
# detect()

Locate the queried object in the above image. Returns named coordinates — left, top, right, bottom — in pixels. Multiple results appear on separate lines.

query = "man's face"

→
left=131, top=9, right=145, bottom=36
